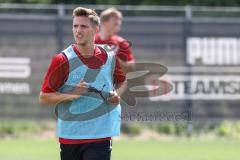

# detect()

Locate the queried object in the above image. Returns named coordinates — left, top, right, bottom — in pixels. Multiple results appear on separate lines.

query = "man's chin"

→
left=77, top=42, right=87, bottom=46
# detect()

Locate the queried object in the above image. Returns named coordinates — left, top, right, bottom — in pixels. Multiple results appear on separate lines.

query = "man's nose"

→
left=76, top=27, right=82, bottom=33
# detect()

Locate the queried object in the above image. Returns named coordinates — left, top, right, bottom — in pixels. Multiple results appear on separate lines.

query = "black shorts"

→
left=60, top=140, right=112, bottom=160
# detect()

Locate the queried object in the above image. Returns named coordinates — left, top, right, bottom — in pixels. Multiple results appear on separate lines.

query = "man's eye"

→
left=81, top=25, right=88, bottom=28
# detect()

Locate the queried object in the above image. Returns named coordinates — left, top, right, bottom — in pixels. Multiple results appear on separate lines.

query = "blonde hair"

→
left=73, top=7, right=100, bottom=26
left=100, top=8, right=122, bottom=22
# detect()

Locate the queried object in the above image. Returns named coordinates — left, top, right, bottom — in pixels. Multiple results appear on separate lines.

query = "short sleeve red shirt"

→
left=95, top=34, right=135, bottom=62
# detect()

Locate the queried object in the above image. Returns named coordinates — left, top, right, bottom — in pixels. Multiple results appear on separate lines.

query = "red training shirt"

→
left=95, top=34, right=135, bottom=62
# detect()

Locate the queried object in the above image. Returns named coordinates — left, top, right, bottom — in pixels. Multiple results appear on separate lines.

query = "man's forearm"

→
left=119, top=60, right=135, bottom=73
left=115, top=80, right=127, bottom=97
left=39, top=91, right=80, bottom=105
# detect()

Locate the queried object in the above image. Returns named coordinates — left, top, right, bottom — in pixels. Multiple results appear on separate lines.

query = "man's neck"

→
left=99, top=29, right=112, bottom=40
left=76, top=43, right=95, bottom=58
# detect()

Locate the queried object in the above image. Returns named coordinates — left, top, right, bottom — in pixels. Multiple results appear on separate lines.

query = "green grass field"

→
left=0, top=138, right=240, bottom=160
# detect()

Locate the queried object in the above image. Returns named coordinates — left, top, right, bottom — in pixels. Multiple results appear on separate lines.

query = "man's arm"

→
left=118, top=59, right=135, bottom=73
left=39, top=92, right=80, bottom=105
left=39, top=53, right=89, bottom=106
left=115, top=80, right=127, bottom=97
left=39, top=80, right=88, bottom=105
left=117, top=41, right=136, bottom=73
left=108, top=56, right=128, bottom=105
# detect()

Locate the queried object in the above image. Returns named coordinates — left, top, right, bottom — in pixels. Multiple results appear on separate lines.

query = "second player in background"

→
left=95, top=8, right=135, bottom=73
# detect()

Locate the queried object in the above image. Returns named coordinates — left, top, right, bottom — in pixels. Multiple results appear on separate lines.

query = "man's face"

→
left=103, top=17, right=122, bottom=36
left=72, top=16, right=98, bottom=46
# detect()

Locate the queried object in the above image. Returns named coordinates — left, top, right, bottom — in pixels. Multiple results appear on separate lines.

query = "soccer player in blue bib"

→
left=39, top=7, right=126, bottom=160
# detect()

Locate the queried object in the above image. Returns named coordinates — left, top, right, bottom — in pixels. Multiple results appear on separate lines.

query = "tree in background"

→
left=1, top=0, right=240, bottom=6
left=140, top=0, right=240, bottom=6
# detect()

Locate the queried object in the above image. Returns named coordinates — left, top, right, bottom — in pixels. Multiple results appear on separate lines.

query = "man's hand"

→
left=71, top=80, right=88, bottom=95
left=107, top=91, right=120, bottom=105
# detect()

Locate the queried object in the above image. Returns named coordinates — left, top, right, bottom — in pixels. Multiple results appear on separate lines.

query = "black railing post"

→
left=183, top=5, right=193, bottom=137
left=55, top=4, right=65, bottom=52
